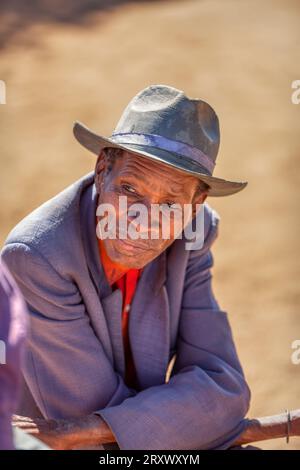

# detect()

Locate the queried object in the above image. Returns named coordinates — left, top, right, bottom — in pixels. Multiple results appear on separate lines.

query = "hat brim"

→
left=73, top=121, right=248, bottom=197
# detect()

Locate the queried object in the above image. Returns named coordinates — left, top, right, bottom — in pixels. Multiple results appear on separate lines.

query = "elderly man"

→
left=1, top=85, right=298, bottom=450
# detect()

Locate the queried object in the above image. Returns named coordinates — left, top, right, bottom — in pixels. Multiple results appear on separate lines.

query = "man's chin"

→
left=106, top=240, right=150, bottom=269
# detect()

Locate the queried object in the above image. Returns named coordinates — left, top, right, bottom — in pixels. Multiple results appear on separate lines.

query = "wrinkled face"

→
left=95, top=149, right=208, bottom=269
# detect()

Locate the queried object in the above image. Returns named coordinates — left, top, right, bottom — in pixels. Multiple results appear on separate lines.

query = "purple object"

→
left=0, top=260, right=28, bottom=450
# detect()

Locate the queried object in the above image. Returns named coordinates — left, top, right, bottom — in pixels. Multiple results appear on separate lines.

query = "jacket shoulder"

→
left=2, top=172, right=94, bottom=261
left=5, top=173, right=93, bottom=248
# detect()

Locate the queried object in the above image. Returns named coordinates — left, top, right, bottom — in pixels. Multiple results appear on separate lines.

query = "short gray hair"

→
left=103, top=147, right=123, bottom=173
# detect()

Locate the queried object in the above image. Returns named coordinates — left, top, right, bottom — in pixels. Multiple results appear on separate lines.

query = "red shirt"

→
left=98, top=239, right=142, bottom=389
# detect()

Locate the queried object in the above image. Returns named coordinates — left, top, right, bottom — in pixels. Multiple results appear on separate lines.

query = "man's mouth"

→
left=116, top=237, right=154, bottom=253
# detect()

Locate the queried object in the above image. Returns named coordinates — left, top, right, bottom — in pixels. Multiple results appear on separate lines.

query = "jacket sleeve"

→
left=1, top=242, right=137, bottom=420
left=97, top=211, right=251, bottom=450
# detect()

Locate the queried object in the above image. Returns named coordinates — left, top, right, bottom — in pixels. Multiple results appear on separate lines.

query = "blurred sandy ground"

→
left=0, top=0, right=299, bottom=449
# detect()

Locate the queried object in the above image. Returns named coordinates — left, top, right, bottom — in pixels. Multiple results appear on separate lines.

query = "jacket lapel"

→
left=80, top=178, right=115, bottom=364
left=101, top=289, right=125, bottom=376
left=129, top=250, right=170, bottom=390
left=81, top=177, right=171, bottom=389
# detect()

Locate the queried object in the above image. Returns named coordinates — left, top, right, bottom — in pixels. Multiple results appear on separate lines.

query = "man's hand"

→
left=12, top=414, right=116, bottom=450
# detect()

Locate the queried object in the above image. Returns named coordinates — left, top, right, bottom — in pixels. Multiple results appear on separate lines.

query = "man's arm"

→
left=11, top=408, right=300, bottom=449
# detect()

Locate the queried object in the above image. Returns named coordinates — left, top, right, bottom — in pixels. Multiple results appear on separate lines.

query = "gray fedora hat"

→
left=73, top=84, right=248, bottom=197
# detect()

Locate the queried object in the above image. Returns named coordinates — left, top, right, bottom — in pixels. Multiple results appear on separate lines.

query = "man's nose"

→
left=127, top=201, right=161, bottom=238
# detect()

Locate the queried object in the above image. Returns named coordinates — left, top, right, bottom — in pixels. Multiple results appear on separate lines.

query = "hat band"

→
left=111, top=132, right=215, bottom=174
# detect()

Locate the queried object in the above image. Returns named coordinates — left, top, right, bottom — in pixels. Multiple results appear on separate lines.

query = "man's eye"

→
left=122, top=184, right=136, bottom=194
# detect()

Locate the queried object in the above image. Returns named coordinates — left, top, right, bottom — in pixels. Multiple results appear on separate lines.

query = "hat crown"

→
left=113, top=84, right=220, bottom=163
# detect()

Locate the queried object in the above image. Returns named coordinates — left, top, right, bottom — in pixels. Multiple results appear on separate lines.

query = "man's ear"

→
left=94, top=149, right=107, bottom=194
left=191, top=191, right=208, bottom=219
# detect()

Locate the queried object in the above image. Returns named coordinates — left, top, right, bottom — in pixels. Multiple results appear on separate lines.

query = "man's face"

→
left=95, top=149, right=207, bottom=269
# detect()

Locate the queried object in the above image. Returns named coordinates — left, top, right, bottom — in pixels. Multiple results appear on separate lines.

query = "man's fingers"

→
left=12, top=414, right=34, bottom=423
left=12, top=415, right=48, bottom=434
left=12, top=422, right=37, bottom=430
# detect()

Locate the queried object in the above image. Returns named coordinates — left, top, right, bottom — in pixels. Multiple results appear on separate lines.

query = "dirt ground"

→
left=0, top=0, right=299, bottom=449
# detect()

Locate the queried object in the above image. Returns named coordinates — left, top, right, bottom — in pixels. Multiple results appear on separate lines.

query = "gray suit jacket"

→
left=1, top=172, right=251, bottom=450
